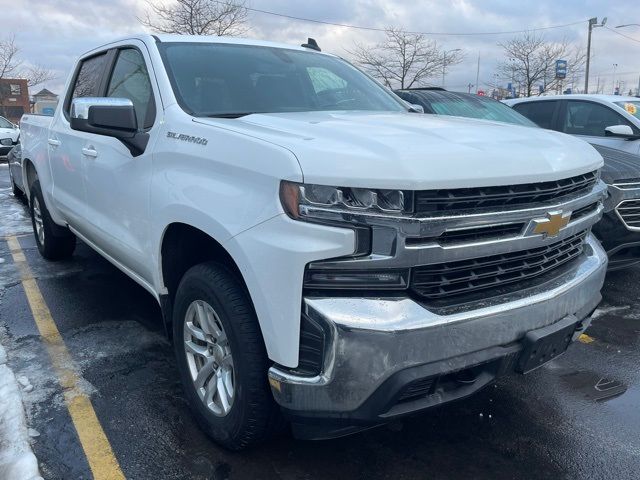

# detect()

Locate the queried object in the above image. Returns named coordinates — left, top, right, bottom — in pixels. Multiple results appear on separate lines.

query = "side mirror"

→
left=604, top=124, right=639, bottom=139
left=70, top=97, right=149, bottom=156
left=408, top=103, right=425, bottom=114
left=70, top=97, right=137, bottom=138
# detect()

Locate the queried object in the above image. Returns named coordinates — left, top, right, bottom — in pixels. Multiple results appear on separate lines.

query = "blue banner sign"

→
left=555, top=60, right=568, bottom=79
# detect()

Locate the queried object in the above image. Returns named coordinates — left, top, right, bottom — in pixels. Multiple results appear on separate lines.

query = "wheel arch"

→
left=158, top=222, right=262, bottom=343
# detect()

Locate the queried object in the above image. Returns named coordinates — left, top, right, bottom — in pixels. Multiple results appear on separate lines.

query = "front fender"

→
left=225, top=214, right=354, bottom=368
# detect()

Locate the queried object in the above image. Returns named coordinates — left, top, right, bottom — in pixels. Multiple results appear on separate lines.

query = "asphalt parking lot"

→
left=1, top=164, right=639, bottom=480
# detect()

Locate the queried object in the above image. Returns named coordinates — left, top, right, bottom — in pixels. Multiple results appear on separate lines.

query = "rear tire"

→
left=9, top=166, right=22, bottom=198
left=173, top=261, right=283, bottom=450
left=29, top=180, right=76, bottom=260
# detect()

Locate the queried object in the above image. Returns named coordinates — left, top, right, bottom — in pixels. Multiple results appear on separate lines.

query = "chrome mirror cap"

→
left=70, top=97, right=134, bottom=120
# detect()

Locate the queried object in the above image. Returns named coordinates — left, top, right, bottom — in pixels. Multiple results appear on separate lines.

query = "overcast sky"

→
left=9, top=0, right=640, bottom=96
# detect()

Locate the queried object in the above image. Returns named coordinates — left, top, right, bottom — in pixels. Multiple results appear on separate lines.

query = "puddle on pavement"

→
left=561, top=370, right=627, bottom=402
left=604, top=385, right=640, bottom=425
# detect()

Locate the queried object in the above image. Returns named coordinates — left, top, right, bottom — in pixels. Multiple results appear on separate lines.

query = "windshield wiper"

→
left=202, top=112, right=262, bottom=119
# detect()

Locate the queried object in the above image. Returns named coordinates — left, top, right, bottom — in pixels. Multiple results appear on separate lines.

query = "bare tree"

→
left=0, top=35, right=56, bottom=116
left=349, top=28, right=463, bottom=89
left=0, top=35, right=55, bottom=87
left=497, top=32, right=586, bottom=97
left=0, top=35, right=19, bottom=80
left=139, top=0, right=248, bottom=36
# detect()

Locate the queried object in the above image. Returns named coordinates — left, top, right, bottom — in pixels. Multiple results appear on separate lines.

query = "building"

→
left=0, top=78, right=30, bottom=123
left=32, top=88, right=59, bottom=116
left=32, top=88, right=58, bottom=103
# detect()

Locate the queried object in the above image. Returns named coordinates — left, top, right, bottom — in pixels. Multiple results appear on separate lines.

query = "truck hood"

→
left=195, top=111, right=603, bottom=189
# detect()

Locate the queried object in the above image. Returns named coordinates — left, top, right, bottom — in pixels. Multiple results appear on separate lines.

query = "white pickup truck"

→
left=20, top=35, right=608, bottom=449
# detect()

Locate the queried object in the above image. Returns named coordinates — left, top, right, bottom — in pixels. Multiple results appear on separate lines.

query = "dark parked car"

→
left=7, top=142, right=25, bottom=198
left=395, top=87, right=640, bottom=270
left=590, top=144, right=640, bottom=269
left=395, top=87, right=538, bottom=127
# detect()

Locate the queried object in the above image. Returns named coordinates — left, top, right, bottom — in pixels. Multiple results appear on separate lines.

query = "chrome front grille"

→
left=410, top=231, right=588, bottom=303
left=306, top=175, right=606, bottom=309
left=414, top=171, right=598, bottom=215
left=616, top=199, right=640, bottom=230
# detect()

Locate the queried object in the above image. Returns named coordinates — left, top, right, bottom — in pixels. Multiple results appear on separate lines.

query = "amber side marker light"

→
left=280, top=181, right=302, bottom=219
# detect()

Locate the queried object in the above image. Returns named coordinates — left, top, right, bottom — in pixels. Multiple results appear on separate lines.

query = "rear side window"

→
left=70, top=53, right=109, bottom=100
left=512, top=101, right=558, bottom=129
left=562, top=101, right=636, bottom=137
left=106, top=48, right=155, bottom=129
left=307, top=67, right=347, bottom=93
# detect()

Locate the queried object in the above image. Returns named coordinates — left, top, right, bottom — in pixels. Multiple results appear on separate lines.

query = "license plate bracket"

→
left=516, top=315, right=578, bottom=374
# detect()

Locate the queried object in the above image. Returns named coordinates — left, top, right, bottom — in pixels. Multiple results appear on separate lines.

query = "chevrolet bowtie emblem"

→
left=531, top=211, right=571, bottom=238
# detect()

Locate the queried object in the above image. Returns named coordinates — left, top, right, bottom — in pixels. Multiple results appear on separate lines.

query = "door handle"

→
left=82, top=147, right=98, bottom=158
left=48, top=138, right=61, bottom=147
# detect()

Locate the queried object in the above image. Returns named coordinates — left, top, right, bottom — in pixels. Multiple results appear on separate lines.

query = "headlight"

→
left=280, top=181, right=410, bottom=220
left=281, top=181, right=412, bottom=290
left=0, top=138, right=12, bottom=146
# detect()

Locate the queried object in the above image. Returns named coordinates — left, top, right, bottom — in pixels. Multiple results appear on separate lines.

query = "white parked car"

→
left=0, top=115, right=20, bottom=155
left=19, top=35, right=608, bottom=449
left=504, top=95, right=640, bottom=155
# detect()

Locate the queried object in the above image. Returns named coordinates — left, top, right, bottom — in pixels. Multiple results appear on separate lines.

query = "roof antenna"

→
left=301, top=38, right=321, bottom=52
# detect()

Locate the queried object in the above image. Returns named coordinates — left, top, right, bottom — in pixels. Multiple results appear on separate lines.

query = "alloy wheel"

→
left=33, top=197, right=45, bottom=246
left=183, top=300, right=235, bottom=416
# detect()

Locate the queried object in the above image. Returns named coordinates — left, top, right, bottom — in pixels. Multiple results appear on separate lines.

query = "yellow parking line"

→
left=7, top=236, right=125, bottom=480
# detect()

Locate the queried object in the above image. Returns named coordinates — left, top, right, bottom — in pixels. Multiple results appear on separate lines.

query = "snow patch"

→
left=0, top=185, right=31, bottom=237
left=0, top=344, right=42, bottom=480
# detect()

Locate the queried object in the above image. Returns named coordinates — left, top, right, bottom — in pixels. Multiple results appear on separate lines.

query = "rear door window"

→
left=70, top=53, right=109, bottom=100
left=511, top=101, right=558, bottom=129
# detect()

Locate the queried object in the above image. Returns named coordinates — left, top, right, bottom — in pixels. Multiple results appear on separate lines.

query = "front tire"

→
left=29, top=180, right=76, bottom=260
left=173, top=262, right=283, bottom=450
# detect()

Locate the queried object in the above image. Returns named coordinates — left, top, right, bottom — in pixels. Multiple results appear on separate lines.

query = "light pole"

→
left=612, top=63, right=619, bottom=94
left=442, top=48, right=462, bottom=88
left=585, top=17, right=607, bottom=94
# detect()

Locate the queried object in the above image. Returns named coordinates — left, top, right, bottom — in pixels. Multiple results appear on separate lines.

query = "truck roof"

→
left=80, top=34, right=327, bottom=58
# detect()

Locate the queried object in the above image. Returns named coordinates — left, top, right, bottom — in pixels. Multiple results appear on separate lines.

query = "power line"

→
left=604, top=26, right=640, bottom=44
left=239, top=3, right=588, bottom=37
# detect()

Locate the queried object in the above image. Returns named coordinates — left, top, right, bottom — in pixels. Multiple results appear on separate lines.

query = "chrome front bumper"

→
left=268, top=235, right=607, bottom=420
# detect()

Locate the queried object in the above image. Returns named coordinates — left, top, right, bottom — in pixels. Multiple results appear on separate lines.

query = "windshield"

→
left=0, top=116, right=13, bottom=129
left=615, top=101, right=640, bottom=120
left=428, top=95, right=537, bottom=127
left=158, top=42, right=406, bottom=117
